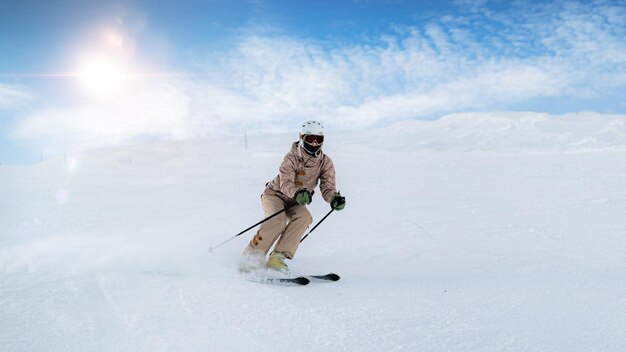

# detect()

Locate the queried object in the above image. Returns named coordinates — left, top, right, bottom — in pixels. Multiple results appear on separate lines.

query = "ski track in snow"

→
left=2, top=114, right=626, bottom=351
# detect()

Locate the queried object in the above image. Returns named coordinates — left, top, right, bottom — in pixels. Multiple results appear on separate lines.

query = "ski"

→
left=263, top=276, right=310, bottom=285
left=242, top=271, right=339, bottom=286
left=308, top=273, right=341, bottom=281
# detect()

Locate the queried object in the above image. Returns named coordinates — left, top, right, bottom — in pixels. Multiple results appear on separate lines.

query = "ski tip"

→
left=326, top=273, right=341, bottom=281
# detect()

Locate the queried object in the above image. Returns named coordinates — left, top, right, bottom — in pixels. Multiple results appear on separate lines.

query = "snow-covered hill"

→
left=2, top=113, right=626, bottom=351
left=360, top=112, right=626, bottom=152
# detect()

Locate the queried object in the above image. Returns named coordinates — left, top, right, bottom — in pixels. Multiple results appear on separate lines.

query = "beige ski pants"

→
left=247, top=193, right=312, bottom=259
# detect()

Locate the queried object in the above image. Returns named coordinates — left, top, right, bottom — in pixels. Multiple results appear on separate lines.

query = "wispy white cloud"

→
left=191, top=0, right=626, bottom=129
left=0, top=84, right=31, bottom=110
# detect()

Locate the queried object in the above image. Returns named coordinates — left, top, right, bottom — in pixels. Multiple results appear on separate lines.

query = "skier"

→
left=240, top=120, right=346, bottom=273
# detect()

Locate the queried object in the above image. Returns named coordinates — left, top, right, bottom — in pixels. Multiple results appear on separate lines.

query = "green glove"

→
left=330, top=192, right=346, bottom=211
left=295, top=189, right=312, bottom=205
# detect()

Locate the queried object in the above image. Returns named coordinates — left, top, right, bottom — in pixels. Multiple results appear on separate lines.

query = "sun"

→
left=77, top=56, right=130, bottom=97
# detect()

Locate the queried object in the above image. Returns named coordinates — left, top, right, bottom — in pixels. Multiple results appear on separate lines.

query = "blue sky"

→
left=1, top=0, right=626, bottom=164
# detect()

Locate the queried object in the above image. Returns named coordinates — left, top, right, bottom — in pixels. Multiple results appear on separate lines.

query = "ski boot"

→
left=266, top=251, right=289, bottom=272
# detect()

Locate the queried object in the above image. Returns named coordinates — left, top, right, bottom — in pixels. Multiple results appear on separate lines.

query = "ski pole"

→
left=300, top=208, right=334, bottom=243
left=209, top=201, right=296, bottom=252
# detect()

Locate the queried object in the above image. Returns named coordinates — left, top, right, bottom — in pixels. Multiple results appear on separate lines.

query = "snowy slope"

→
left=2, top=113, right=626, bottom=351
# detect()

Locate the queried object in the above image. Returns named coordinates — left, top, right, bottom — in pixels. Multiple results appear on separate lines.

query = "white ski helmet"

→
left=300, top=120, right=324, bottom=136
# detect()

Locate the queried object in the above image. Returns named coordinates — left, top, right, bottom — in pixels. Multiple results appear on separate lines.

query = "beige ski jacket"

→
left=264, top=141, right=337, bottom=203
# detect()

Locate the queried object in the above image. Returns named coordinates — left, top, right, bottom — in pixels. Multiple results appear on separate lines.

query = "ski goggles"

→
left=304, top=134, right=324, bottom=144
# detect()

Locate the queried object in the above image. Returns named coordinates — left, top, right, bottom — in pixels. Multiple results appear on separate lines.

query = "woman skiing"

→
left=240, top=120, right=346, bottom=272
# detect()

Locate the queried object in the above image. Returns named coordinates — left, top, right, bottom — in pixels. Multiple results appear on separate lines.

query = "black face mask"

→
left=302, top=141, right=322, bottom=156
